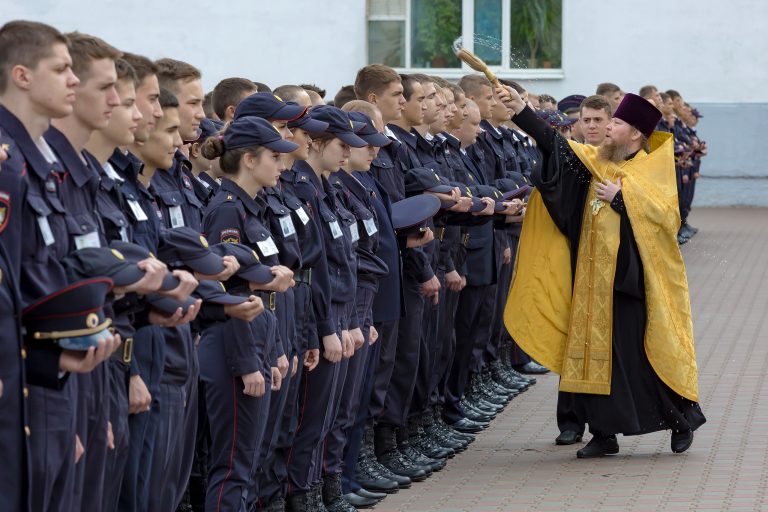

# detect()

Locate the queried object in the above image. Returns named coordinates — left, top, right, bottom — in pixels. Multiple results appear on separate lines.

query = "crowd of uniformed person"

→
left=0, top=20, right=705, bottom=512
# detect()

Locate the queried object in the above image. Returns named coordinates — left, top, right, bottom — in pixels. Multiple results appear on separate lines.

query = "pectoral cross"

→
left=590, top=197, right=605, bottom=216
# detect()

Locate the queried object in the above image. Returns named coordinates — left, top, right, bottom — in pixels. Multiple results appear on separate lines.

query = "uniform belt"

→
left=462, top=233, right=470, bottom=247
left=435, top=227, right=446, bottom=241
left=256, top=291, right=277, bottom=311
left=294, top=268, right=312, bottom=285
left=110, top=335, right=133, bottom=364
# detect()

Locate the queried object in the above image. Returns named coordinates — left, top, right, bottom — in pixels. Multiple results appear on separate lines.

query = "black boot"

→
left=355, top=428, right=400, bottom=493
left=263, top=495, right=286, bottom=512
left=409, top=416, right=453, bottom=460
left=397, top=425, right=440, bottom=473
left=322, top=474, right=356, bottom=512
left=286, top=491, right=312, bottom=512
left=375, top=425, right=428, bottom=482
left=671, top=429, right=694, bottom=453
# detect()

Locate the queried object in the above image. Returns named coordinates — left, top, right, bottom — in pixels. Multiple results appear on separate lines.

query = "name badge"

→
left=329, top=220, right=343, bottom=240
left=257, top=236, right=279, bottom=257
left=169, top=205, right=185, bottom=228
left=127, top=199, right=148, bottom=221
left=295, top=206, right=310, bottom=225
left=362, top=217, right=378, bottom=236
left=279, top=214, right=296, bottom=237
left=37, top=216, right=55, bottom=246
left=74, top=230, right=101, bottom=250
left=349, top=222, right=360, bottom=243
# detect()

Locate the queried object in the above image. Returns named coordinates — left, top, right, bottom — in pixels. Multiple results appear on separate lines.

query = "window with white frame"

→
left=367, top=0, right=563, bottom=79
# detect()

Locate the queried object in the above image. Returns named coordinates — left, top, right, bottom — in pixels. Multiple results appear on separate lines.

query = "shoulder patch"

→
left=220, top=228, right=241, bottom=244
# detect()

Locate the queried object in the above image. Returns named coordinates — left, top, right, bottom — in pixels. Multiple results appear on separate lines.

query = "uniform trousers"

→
left=443, top=284, right=495, bottom=424
left=380, top=273, right=424, bottom=427
left=324, top=287, right=375, bottom=476
left=287, top=302, right=343, bottom=495
left=28, top=381, right=77, bottom=512
left=256, top=282, right=312, bottom=503
left=200, top=320, right=272, bottom=512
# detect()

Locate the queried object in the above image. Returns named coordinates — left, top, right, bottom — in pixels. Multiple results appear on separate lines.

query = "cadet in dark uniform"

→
left=287, top=106, right=366, bottom=511
left=0, top=137, right=27, bottom=512
left=200, top=115, right=299, bottom=511
left=0, top=24, right=125, bottom=512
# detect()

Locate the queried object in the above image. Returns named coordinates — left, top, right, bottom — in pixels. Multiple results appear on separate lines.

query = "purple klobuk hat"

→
left=613, top=93, right=662, bottom=138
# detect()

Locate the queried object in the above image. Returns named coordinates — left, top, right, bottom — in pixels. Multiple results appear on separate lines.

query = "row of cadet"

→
left=0, top=20, right=697, bottom=512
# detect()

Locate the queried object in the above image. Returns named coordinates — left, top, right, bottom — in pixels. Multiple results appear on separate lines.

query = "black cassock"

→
left=515, top=107, right=705, bottom=436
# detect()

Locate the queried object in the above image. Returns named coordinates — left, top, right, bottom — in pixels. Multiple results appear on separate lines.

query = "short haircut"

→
left=155, top=58, right=201, bottom=93
left=430, top=76, right=451, bottom=89
left=499, top=79, right=525, bottom=94
left=400, top=74, right=419, bottom=101
left=299, top=83, right=326, bottom=99
left=410, top=73, right=434, bottom=86
left=638, top=85, right=657, bottom=98
left=538, top=93, right=556, bottom=105
left=212, top=77, right=257, bottom=119
left=458, top=74, right=492, bottom=98
left=354, top=64, right=401, bottom=100
left=341, top=99, right=379, bottom=120
left=114, top=58, right=138, bottom=86
left=273, top=84, right=307, bottom=103
left=65, top=32, right=121, bottom=82
left=447, top=83, right=465, bottom=98
left=159, top=88, right=178, bottom=109
left=121, top=52, right=158, bottom=84
left=253, top=81, right=271, bottom=93
left=203, top=91, right=214, bottom=118
left=579, top=95, right=612, bottom=117
left=660, top=92, right=671, bottom=102
left=596, top=82, right=621, bottom=96
left=333, top=85, right=358, bottom=109
left=666, top=89, right=681, bottom=100
left=0, top=20, right=68, bottom=94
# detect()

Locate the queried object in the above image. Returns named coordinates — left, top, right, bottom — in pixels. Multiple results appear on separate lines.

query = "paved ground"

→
left=373, top=208, right=768, bottom=512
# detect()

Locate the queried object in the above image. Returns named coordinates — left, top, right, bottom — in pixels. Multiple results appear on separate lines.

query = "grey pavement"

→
left=372, top=207, right=768, bottom=512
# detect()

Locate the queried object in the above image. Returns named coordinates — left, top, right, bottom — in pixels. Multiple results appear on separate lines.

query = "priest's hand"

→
left=595, top=177, right=622, bottom=203
left=495, top=85, right=526, bottom=115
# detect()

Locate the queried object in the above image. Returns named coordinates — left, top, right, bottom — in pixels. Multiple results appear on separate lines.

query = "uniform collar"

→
left=43, top=125, right=96, bottom=187
left=480, top=120, right=503, bottom=140
left=291, top=160, right=326, bottom=199
left=333, top=170, right=370, bottom=205
left=387, top=124, right=418, bottom=149
left=0, top=105, right=56, bottom=180
left=219, top=178, right=264, bottom=218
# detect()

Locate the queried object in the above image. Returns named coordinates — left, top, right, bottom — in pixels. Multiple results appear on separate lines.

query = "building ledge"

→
left=395, top=67, right=565, bottom=81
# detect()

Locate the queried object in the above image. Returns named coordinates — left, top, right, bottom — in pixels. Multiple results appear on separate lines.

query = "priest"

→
left=501, top=90, right=705, bottom=458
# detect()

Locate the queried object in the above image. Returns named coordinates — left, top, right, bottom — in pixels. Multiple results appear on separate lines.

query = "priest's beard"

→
left=598, top=139, right=633, bottom=163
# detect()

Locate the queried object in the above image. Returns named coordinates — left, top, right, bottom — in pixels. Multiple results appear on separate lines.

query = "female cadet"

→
left=286, top=106, right=367, bottom=511
left=199, top=116, right=299, bottom=511
left=323, top=110, right=393, bottom=509
left=255, top=108, right=331, bottom=511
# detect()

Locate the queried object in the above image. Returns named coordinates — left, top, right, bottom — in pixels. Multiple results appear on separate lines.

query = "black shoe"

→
left=555, top=430, right=583, bottom=445
left=412, top=434, right=454, bottom=459
left=518, top=361, right=550, bottom=374
left=671, top=429, right=694, bottom=453
left=355, top=457, right=399, bottom=493
left=356, top=488, right=386, bottom=500
left=448, top=417, right=485, bottom=433
left=509, top=367, right=536, bottom=385
left=342, top=492, right=378, bottom=509
left=576, top=435, right=619, bottom=458
left=460, top=397, right=497, bottom=417
left=378, top=450, right=428, bottom=482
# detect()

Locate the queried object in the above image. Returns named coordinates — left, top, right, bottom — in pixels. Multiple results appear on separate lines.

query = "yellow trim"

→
left=33, top=318, right=112, bottom=340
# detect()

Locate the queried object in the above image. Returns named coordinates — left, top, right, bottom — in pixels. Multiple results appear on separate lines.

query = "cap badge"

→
left=86, top=313, right=99, bottom=329
left=274, top=94, right=283, bottom=102
left=111, top=249, right=125, bottom=261
left=251, top=250, right=260, bottom=261
left=199, top=235, right=209, bottom=248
